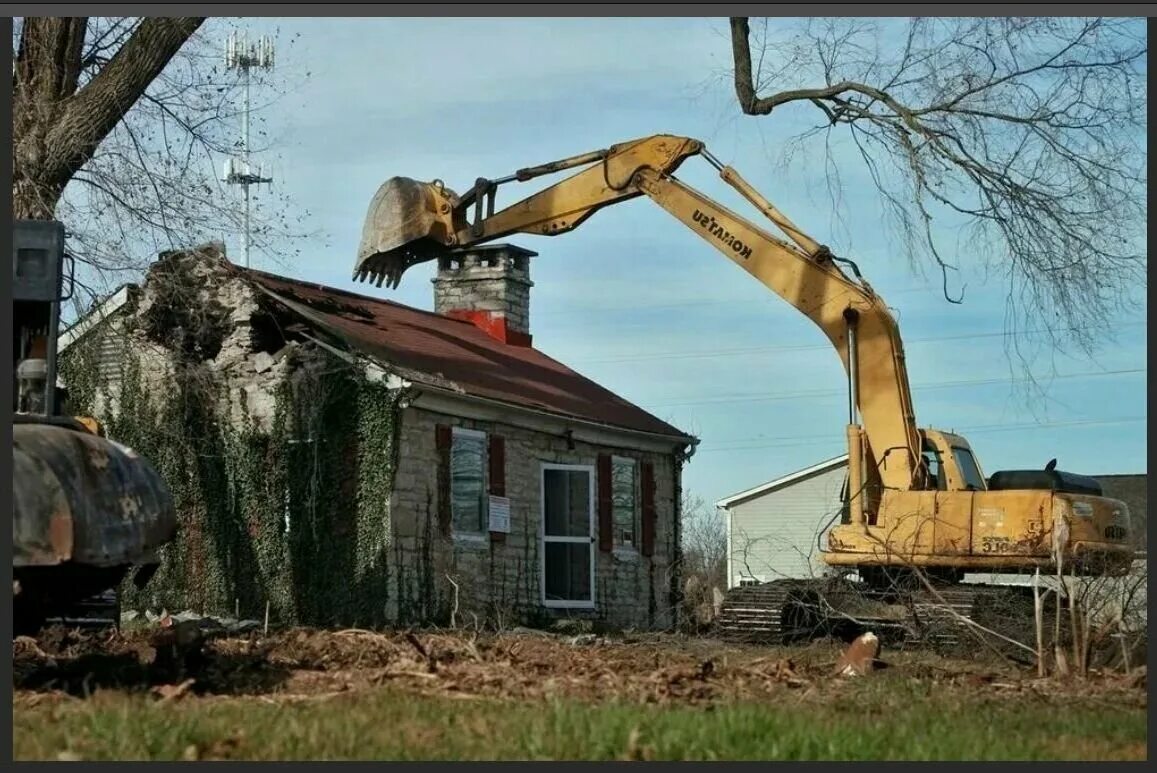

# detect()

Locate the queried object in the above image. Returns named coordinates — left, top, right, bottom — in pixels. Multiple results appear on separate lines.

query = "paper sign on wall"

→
left=488, top=495, right=511, bottom=533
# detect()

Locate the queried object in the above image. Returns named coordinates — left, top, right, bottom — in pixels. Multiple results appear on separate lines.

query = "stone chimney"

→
left=432, top=243, right=536, bottom=346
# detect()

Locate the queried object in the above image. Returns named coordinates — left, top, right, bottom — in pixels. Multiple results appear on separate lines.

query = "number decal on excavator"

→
left=692, top=210, right=753, bottom=259
left=980, top=536, right=1012, bottom=554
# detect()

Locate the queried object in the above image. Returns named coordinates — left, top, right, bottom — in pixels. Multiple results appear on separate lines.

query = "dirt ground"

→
left=11, top=623, right=1148, bottom=711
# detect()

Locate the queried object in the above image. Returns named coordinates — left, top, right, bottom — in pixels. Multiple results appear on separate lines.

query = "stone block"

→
left=252, top=351, right=275, bottom=374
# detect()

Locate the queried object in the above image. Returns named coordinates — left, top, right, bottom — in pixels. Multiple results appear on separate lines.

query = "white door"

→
left=540, top=464, right=595, bottom=608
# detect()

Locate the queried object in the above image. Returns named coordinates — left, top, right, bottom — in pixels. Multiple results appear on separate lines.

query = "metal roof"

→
left=235, top=265, right=696, bottom=444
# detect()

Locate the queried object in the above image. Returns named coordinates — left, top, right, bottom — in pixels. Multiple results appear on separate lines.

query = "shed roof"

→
left=716, top=454, right=850, bottom=509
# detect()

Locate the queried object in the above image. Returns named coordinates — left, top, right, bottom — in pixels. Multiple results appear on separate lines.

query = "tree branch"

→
left=45, top=17, right=205, bottom=185
left=725, top=16, right=1146, bottom=360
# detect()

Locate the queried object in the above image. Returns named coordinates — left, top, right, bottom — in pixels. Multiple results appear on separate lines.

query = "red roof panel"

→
left=235, top=266, right=692, bottom=442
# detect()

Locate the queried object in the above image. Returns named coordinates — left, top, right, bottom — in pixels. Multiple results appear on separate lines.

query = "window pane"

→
left=612, top=459, right=636, bottom=546
left=952, top=447, right=986, bottom=491
left=567, top=471, right=589, bottom=534
left=544, top=542, right=592, bottom=602
left=544, top=468, right=590, bottom=538
left=920, top=439, right=946, bottom=491
left=451, top=433, right=486, bottom=532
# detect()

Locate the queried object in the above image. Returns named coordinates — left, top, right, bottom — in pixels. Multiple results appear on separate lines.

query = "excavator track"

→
left=717, top=578, right=1057, bottom=659
left=714, top=579, right=820, bottom=645
left=910, top=586, right=989, bottom=653
left=910, top=583, right=1062, bottom=659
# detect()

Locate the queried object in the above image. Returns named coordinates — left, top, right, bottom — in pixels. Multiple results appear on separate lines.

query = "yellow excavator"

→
left=351, top=134, right=1135, bottom=649
left=12, top=219, right=177, bottom=635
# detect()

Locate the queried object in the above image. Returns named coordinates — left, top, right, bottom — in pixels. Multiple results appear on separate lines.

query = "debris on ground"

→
left=834, top=632, right=882, bottom=677
left=138, top=609, right=263, bottom=637
left=567, top=634, right=600, bottom=647
left=11, top=625, right=1147, bottom=710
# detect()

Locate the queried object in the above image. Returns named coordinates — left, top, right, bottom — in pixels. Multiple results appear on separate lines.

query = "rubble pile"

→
left=131, top=247, right=310, bottom=434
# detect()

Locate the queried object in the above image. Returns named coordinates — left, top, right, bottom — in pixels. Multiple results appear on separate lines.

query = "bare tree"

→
left=681, top=492, right=727, bottom=586
left=12, top=17, right=313, bottom=313
left=678, top=492, right=728, bottom=627
left=727, top=17, right=1147, bottom=367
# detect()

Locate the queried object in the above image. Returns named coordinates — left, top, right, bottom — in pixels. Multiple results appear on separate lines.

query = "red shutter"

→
left=435, top=424, right=453, bottom=537
left=597, top=453, right=613, bottom=552
left=488, top=435, right=506, bottom=496
left=488, top=435, right=506, bottom=543
left=640, top=461, right=656, bottom=557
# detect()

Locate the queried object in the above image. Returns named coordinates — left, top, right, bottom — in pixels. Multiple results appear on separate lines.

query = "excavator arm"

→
left=355, top=134, right=924, bottom=499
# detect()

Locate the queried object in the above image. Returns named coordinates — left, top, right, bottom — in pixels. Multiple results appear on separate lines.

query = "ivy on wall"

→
left=58, top=288, right=407, bottom=629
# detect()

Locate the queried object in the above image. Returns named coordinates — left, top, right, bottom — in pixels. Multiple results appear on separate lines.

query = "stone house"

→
left=57, top=242, right=698, bottom=631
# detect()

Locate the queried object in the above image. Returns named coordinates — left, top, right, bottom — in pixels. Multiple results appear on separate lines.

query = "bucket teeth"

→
left=353, top=243, right=441, bottom=289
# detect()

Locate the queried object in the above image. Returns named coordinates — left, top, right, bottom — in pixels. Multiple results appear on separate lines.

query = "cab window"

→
left=951, top=446, right=986, bottom=491
left=921, top=441, right=946, bottom=490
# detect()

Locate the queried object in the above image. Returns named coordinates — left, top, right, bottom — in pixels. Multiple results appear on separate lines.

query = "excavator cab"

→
left=920, top=430, right=988, bottom=492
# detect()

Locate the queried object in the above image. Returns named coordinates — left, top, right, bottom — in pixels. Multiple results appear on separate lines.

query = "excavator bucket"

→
left=354, top=176, right=457, bottom=289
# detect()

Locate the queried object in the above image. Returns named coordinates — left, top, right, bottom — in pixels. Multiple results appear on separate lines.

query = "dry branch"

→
left=727, top=16, right=1147, bottom=361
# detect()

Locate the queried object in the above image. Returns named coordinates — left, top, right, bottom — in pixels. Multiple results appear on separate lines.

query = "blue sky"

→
left=223, top=17, right=1145, bottom=507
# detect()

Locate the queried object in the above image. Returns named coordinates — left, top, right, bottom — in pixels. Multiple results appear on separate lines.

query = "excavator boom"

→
left=357, top=135, right=702, bottom=287
left=356, top=134, right=923, bottom=495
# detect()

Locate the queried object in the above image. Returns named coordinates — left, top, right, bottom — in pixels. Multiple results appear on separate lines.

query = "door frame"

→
left=539, top=462, right=596, bottom=610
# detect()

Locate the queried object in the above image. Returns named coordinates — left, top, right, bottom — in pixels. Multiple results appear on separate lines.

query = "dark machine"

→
left=12, top=219, right=177, bottom=635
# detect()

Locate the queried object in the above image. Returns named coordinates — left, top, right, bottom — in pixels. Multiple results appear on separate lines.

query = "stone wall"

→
left=71, top=247, right=302, bottom=433
left=388, top=405, right=681, bottom=631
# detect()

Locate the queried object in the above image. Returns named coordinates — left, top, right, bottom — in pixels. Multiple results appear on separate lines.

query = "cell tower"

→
left=223, top=28, right=275, bottom=268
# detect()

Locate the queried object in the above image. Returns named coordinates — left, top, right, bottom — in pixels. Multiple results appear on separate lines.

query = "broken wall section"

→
left=59, top=246, right=404, bottom=628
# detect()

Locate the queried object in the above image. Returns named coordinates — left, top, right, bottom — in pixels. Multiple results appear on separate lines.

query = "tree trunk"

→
left=12, top=175, right=68, bottom=220
left=11, top=16, right=205, bottom=221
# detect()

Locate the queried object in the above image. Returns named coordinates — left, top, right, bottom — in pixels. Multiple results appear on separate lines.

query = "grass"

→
left=13, top=678, right=1147, bottom=761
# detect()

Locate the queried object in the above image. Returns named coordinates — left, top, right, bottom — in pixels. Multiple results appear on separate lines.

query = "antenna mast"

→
left=223, top=28, right=275, bottom=268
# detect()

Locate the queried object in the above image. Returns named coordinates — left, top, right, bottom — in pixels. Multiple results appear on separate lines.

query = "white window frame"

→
left=539, top=463, right=597, bottom=610
left=450, top=426, right=489, bottom=543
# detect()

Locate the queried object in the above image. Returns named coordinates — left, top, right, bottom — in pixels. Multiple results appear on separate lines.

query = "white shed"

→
left=716, top=454, right=848, bottom=590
